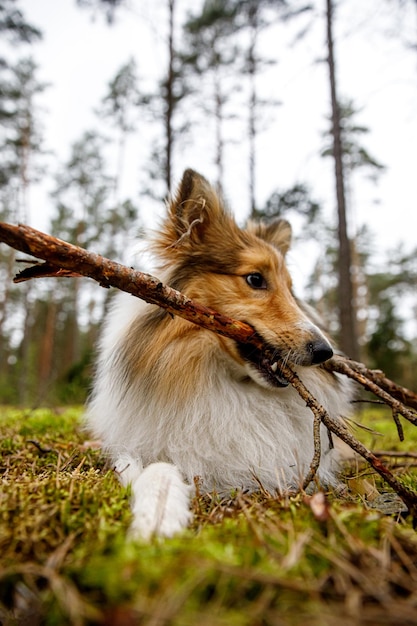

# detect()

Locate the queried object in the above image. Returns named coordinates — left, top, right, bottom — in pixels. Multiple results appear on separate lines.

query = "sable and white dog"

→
left=87, top=169, right=352, bottom=540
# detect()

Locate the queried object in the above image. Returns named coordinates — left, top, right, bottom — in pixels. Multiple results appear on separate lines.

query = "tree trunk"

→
left=325, top=0, right=359, bottom=360
left=214, top=65, right=225, bottom=195
left=37, top=297, right=57, bottom=400
left=248, top=4, right=258, bottom=216
left=18, top=284, right=32, bottom=404
left=165, top=0, right=175, bottom=193
left=0, top=248, right=16, bottom=370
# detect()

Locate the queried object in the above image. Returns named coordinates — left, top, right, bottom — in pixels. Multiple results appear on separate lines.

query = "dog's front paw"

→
left=114, top=455, right=143, bottom=487
left=129, top=462, right=192, bottom=541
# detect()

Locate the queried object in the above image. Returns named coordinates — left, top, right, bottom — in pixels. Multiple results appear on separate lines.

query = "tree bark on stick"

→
left=0, top=222, right=260, bottom=346
left=1, top=221, right=417, bottom=519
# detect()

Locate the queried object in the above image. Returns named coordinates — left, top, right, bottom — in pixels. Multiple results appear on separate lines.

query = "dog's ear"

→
left=153, top=169, right=233, bottom=265
left=168, top=169, right=223, bottom=244
left=249, top=219, right=292, bottom=256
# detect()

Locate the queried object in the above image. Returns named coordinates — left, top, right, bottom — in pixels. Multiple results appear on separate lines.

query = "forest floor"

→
left=1, top=405, right=417, bottom=626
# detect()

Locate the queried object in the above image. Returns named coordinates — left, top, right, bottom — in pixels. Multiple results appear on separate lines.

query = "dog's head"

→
left=153, top=169, right=333, bottom=388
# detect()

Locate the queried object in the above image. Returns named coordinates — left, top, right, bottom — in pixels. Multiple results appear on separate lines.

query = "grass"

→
left=1, top=405, right=417, bottom=625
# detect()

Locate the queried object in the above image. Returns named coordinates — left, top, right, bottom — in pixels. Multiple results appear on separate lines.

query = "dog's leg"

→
left=115, top=458, right=192, bottom=540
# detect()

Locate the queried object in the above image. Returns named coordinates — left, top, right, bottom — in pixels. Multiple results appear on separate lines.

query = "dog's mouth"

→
left=237, top=341, right=290, bottom=388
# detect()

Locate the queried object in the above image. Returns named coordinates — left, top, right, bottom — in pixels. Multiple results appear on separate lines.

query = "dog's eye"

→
left=245, top=273, right=267, bottom=289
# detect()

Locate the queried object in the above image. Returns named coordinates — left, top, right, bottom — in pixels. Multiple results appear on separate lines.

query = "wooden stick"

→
left=301, top=411, right=322, bottom=491
left=0, top=222, right=262, bottom=348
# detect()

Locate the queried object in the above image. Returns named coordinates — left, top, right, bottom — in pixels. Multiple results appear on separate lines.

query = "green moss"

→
left=1, top=406, right=417, bottom=625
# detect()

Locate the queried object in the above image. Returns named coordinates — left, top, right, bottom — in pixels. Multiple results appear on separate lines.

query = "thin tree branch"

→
left=277, top=363, right=417, bottom=520
left=323, top=355, right=417, bottom=426
left=1, top=221, right=417, bottom=519
left=301, top=412, right=322, bottom=491
left=328, top=357, right=417, bottom=412
left=0, top=222, right=260, bottom=346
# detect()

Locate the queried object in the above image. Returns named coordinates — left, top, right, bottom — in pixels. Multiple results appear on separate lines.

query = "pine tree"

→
left=0, top=0, right=42, bottom=403
left=146, top=0, right=191, bottom=198
left=0, top=56, right=47, bottom=403
left=233, top=0, right=285, bottom=214
left=183, top=0, right=303, bottom=207
left=97, top=57, right=146, bottom=205
left=44, top=130, right=140, bottom=402
left=0, top=0, right=41, bottom=48
left=321, top=99, right=385, bottom=181
left=320, top=94, right=385, bottom=359
left=48, top=131, right=114, bottom=388
left=183, top=0, right=240, bottom=192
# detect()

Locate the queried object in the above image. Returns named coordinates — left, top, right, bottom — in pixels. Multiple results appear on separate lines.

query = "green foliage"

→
left=51, top=131, right=113, bottom=247
left=98, top=57, right=142, bottom=134
left=0, top=0, right=42, bottom=45
left=53, top=348, right=94, bottom=405
left=1, top=407, right=417, bottom=625
left=321, top=98, right=385, bottom=179
left=0, top=20, right=51, bottom=406
left=365, top=244, right=417, bottom=386
left=367, top=297, right=412, bottom=376
left=76, top=0, right=125, bottom=25
left=0, top=55, right=47, bottom=205
left=253, top=183, right=321, bottom=225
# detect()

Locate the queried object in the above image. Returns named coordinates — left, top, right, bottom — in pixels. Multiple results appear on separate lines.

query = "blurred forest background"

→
left=0, top=0, right=416, bottom=406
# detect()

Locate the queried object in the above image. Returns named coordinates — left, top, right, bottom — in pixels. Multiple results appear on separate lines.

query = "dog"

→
left=87, top=169, right=352, bottom=540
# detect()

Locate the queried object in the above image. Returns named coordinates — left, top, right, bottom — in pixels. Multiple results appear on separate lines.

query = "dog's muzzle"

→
left=237, top=334, right=333, bottom=388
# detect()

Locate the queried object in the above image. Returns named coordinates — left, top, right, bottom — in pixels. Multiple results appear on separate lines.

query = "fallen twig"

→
left=374, top=451, right=417, bottom=459
left=1, top=221, right=417, bottom=519
left=276, top=363, right=417, bottom=519
left=301, top=411, right=323, bottom=491
left=324, top=356, right=417, bottom=426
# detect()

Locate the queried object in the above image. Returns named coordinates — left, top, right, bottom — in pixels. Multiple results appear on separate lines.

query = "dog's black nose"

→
left=309, top=340, right=333, bottom=365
